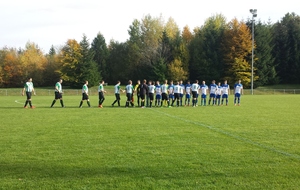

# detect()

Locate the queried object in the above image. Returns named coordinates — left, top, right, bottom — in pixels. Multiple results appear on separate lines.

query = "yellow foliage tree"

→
left=168, top=59, right=188, bottom=82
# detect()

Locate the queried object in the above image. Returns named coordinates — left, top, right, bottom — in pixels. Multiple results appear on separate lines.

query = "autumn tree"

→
left=43, top=45, right=62, bottom=86
left=19, top=42, right=47, bottom=86
left=59, top=39, right=82, bottom=87
left=221, top=18, right=253, bottom=86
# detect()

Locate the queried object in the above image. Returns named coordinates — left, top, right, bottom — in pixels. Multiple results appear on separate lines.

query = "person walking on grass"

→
left=112, top=81, right=124, bottom=107
left=22, top=77, right=36, bottom=109
left=98, top=80, right=107, bottom=108
left=50, top=79, right=65, bottom=108
left=79, top=80, right=91, bottom=108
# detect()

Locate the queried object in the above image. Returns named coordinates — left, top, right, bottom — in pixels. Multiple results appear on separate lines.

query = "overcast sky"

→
left=1, top=0, right=299, bottom=53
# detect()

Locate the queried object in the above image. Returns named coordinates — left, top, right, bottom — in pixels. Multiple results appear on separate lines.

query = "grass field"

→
left=0, top=94, right=300, bottom=189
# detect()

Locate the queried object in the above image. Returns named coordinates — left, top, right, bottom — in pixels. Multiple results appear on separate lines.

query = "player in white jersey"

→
left=112, top=81, right=124, bottom=107
left=200, top=81, right=208, bottom=106
left=234, top=80, right=243, bottom=106
left=171, top=81, right=181, bottom=107
left=125, top=80, right=135, bottom=107
left=79, top=80, right=91, bottom=108
left=168, top=80, right=174, bottom=102
left=185, top=81, right=192, bottom=106
left=148, top=81, right=156, bottom=107
left=179, top=80, right=185, bottom=106
left=50, top=79, right=65, bottom=108
left=22, top=77, right=35, bottom=108
left=155, top=81, right=162, bottom=107
left=215, top=82, right=222, bottom=106
left=208, top=80, right=217, bottom=105
left=221, top=80, right=230, bottom=106
left=191, top=80, right=199, bottom=107
left=161, top=80, right=170, bottom=107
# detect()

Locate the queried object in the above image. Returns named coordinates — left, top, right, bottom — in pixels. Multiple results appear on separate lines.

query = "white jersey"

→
left=185, top=85, right=191, bottom=95
left=191, top=83, right=199, bottom=92
left=216, top=86, right=222, bottom=95
left=174, top=85, right=180, bottom=93
left=161, top=84, right=168, bottom=93
left=24, top=82, right=34, bottom=92
left=209, top=84, right=217, bottom=94
left=234, top=83, right=243, bottom=94
left=82, top=84, right=88, bottom=94
left=148, top=85, right=155, bottom=94
left=155, top=85, right=162, bottom=95
left=222, top=84, right=230, bottom=95
left=200, top=85, right=208, bottom=95
left=179, top=84, right=184, bottom=94
left=126, top=84, right=133, bottom=94
left=114, top=84, right=121, bottom=94
left=98, top=84, right=104, bottom=92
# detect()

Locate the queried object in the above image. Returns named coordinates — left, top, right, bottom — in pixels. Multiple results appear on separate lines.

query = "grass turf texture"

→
left=0, top=95, right=299, bottom=189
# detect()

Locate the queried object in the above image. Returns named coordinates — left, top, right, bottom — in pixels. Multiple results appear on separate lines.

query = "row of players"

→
left=21, top=77, right=243, bottom=108
left=113, top=79, right=243, bottom=108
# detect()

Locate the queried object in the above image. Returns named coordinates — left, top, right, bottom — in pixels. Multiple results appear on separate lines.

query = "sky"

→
left=1, top=0, right=299, bottom=53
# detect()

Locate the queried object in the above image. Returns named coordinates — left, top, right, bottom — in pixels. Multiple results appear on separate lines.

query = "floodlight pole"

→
left=250, top=9, right=257, bottom=95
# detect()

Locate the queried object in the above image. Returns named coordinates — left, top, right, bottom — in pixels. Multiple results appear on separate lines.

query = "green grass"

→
left=0, top=94, right=300, bottom=189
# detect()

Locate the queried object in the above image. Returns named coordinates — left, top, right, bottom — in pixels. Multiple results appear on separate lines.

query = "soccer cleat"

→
left=30, top=106, right=35, bottom=109
left=24, top=106, right=28, bottom=108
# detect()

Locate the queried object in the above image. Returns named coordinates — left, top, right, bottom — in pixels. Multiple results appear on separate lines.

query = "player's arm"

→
left=22, top=87, right=25, bottom=96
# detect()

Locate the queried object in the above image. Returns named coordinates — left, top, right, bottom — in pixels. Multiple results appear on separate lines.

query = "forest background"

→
left=0, top=13, right=299, bottom=88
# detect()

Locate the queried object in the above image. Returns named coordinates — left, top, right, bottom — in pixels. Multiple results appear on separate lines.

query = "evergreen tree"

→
left=79, top=34, right=100, bottom=87
left=91, top=32, right=109, bottom=79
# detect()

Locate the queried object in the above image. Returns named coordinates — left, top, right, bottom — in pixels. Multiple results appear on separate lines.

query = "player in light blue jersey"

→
left=155, top=81, right=162, bottom=107
left=125, top=80, right=135, bottom=107
left=200, top=81, right=208, bottom=106
left=234, top=80, right=243, bottom=106
left=185, top=81, right=192, bottom=106
left=221, top=80, right=230, bottom=106
left=208, top=80, right=217, bottom=106
left=215, top=82, right=222, bottom=106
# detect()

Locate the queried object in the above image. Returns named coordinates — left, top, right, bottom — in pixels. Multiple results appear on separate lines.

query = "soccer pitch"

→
left=0, top=95, right=299, bottom=189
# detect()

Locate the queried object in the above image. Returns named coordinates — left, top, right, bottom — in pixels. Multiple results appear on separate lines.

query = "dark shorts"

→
left=222, top=94, right=228, bottom=99
left=201, top=94, right=207, bottom=99
left=82, top=93, right=89, bottom=100
left=162, top=93, right=168, bottom=101
left=55, top=91, right=62, bottom=99
left=185, top=94, right=191, bottom=99
left=149, top=93, right=154, bottom=101
left=180, top=94, right=184, bottom=98
left=192, top=91, right=198, bottom=98
left=26, top=92, right=32, bottom=99
left=210, top=93, right=216, bottom=98
left=174, top=93, right=180, bottom=99
left=140, top=94, right=146, bottom=100
left=216, top=94, right=221, bottom=99
left=235, top=93, right=241, bottom=98
left=126, top=93, right=132, bottom=101
left=115, top=93, right=120, bottom=100
left=156, top=94, right=161, bottom=99
left=169, top=94, right=174, bottom=99
left=99, top=92, right=104, bottom=99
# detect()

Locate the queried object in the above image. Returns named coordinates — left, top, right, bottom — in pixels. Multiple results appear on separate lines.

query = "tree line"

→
left=0, top=13, right=299, bottom=88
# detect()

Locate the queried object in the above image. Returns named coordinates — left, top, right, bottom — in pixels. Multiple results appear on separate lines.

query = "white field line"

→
left=151, top=109, right=300, bottom=161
